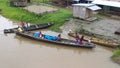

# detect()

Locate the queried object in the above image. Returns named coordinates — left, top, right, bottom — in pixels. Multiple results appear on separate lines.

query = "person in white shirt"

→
left=26, top=22, right=31, bottom=29
left=87, top=38, right=92, bottom=46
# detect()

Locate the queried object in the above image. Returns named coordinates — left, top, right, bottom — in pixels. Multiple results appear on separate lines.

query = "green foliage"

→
left=0, top=0, right=72, bottom=32
left=112, top=50, right=120, bottom=58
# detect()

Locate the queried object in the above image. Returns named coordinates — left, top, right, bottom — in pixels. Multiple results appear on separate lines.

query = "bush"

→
left=112, top=50, right=120, bottom=58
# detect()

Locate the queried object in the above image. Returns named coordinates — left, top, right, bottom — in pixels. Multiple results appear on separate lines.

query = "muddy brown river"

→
left=0, top=15, right=120, bottom=68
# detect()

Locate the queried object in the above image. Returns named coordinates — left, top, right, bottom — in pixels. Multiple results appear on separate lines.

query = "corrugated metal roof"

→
left=92, top=0, right=120, bottom=8
left=87, top=5, right=101, bottom=10
left=73, top=3, right=94, bottom=7
left=73, top=3, right=101, bottom=11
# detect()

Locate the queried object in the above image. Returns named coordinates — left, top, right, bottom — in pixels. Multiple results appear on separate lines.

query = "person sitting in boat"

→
left=75, top=32, right=79, bottom=44
left=76, top=35, right=84, bottom=44
left=86, top=38, right=92, bottom=46
left=57, top=34, right=61, bottom=41
left=38, top=31, right=42, bottom=38
left=17, top=26, right=23, bottom=32
left=41, top=34, right=45, bottom=39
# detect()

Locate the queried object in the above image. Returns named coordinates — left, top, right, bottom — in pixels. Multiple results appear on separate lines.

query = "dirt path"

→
left=24, top=5, right=58, bottom=15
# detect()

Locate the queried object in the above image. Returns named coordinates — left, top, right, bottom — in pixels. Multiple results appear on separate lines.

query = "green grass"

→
left=112, top=50, right=120, bottom=58
left=0, top=0, right=72, bottom=32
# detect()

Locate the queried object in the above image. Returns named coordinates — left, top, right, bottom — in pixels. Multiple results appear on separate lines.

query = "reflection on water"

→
left=0, top=15, right=120, bottom=68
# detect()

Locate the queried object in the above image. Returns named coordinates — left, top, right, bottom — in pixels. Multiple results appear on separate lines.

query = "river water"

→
left=0, top=15, right=120, bottom=68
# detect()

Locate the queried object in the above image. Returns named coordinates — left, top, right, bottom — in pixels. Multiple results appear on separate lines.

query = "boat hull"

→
left=4, top=23, right=53, bottom=33
left=68, top=33, right=119, bottom=48
left=16, top=31, right=95, bottom=48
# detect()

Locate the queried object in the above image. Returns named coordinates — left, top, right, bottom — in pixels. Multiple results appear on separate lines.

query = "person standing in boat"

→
left=80, top=35, right=84, bottom=41
left=20, top=21, right=25, bottom=28
left=78, top=39, right=83, bottom=44
left=75, top=32, right=79, bottom=44
left=26, top=22, right=30, bottom=29
left=79, top=35, right=84, bottom=44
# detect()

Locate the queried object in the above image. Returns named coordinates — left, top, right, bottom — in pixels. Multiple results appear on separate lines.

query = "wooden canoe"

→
left=4, top=23, right=54, bottom=33
left=68, top=33, right=119, bottom=48
left=15, top=31, right=95, bottom=48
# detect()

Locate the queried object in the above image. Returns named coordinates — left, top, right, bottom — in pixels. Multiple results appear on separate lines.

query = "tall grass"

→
left=0, top=0, right=72, bottom=32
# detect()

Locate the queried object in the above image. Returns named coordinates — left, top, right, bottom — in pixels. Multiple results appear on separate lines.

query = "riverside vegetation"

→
left=0, top=0, right=72, bottom=32
left=112, top=50, right=120, bottom=64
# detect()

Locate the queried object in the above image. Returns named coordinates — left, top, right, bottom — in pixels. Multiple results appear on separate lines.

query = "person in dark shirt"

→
left=57, top=34, right=61, bottom=41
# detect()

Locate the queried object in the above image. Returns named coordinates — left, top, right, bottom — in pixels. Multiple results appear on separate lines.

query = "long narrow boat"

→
left=15, top=31, right=95, bottom=48
left=68, top=33, right=119, bottom=48
left=4, top=23, right=54, bottom=33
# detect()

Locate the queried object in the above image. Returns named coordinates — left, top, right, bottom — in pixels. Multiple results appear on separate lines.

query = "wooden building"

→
left=92, top=0, right=120, bottom=16
left=9, top=0, right=31, bottom=7
left=73, top=4, right=101, bottom=19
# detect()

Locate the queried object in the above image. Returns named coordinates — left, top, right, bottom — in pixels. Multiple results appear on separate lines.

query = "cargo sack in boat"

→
left=45, top=35, right=51, bottom=40
left=51, top=36, right=57, bottom=41
left=34, top=32, right=39, bottom=38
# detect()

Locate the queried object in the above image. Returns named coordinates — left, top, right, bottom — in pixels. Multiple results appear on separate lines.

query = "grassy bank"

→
left=112, top=50, right=120, bottom=58
left=0, top=0, right=72, bottom=32
left=112, top=50, right=120, bottom=65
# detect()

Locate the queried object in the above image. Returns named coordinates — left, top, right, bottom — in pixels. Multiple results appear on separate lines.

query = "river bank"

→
left=61, top=16, right=120, bottom=44
left=60, top=15, right=120, bottom=65
left=112, top=56, right=120, bottom=64
left=0, top=15, right=120, bottom=68
left=112, top=50, right=120, bottom=65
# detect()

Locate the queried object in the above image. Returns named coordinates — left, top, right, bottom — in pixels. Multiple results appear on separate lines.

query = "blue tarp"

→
left=44, top=35, right=57, bottom=41
left=51, top=36, right=57, bottom=41
left=34, top=32, right=40, bottom=38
